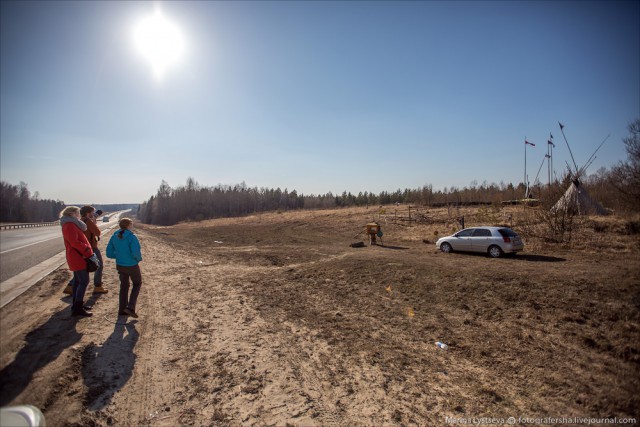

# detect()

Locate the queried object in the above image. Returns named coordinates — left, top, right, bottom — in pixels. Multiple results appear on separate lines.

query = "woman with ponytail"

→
left=106, top=218, right=143, bottom=318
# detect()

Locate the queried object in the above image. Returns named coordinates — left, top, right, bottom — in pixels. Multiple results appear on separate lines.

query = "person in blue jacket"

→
left=106, top=217, right=143, bottom=318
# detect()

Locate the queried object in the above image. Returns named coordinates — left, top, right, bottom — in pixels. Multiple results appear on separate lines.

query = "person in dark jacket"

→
left=60, top=206, right=100, bottom=317
left=81, top=205, right=108, bottom=292
left=106, top=218, right=142, bottom=318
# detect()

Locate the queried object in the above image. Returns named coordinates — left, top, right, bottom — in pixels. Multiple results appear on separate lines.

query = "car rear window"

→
left=498, top=228, right=518, bottom=237
left=472, top=229, right=492, bottom=237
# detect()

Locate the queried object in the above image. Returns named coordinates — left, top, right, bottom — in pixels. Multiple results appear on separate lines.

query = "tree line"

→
left=0, top=181, right=66, bottom=223
left=134, top=172, right=624, bottom=227
left=0, top=181, right=139, bottom=224
left=138, top=119, right=639, bottom=226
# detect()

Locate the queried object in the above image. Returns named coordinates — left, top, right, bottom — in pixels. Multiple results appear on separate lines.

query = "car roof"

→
left=460, top=226, right=513, bottom=231
left=453, top=225, right=517, bottom=234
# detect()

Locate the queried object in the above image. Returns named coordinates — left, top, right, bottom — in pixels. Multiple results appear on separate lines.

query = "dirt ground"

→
left=1, top=205, right=639, bottom=426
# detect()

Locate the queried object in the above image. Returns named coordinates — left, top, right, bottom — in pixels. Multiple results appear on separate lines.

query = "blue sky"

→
left=1, top=1, right=638, bottom=204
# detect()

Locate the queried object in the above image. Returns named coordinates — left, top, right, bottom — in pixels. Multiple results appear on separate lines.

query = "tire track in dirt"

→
left=118, top=253, right=162, bottom=425
left=92, top=230, right=194, bottom=426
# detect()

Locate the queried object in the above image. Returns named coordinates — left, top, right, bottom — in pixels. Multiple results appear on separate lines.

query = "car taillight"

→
left=503, top=236, right=511, bottom=243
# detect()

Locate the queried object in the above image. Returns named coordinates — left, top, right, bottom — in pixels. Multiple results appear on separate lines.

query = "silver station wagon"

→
left=436, top=226, right=524, bottom=258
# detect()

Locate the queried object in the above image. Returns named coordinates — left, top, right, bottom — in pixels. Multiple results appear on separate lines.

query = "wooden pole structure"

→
left=582, top=134, right=610, bottom=175
left=524, top=138, right=535, bottom=198
left=559, top=122, right=578, bottom=173
left=534, top=154, right=547, bottom=188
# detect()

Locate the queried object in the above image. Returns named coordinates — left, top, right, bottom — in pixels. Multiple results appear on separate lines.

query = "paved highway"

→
left=0, top=225, right=66, bottom=254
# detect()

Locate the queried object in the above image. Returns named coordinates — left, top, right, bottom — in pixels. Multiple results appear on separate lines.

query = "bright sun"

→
left=133, top=8, right=185, bottom=81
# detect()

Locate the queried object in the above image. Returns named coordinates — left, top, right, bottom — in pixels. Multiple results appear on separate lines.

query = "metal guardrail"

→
left=0, top=221, right=60, bottom=230
left=0, top=211, right=123, bottom=231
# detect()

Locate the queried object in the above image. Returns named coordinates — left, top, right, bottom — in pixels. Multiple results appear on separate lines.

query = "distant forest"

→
left=138, top=119, right=639, bottom=226
left=0, top=182, right=139, bottom=223
left=135, top=167, right=628, bottom=226
left=0, top=181, right=65, bottom=223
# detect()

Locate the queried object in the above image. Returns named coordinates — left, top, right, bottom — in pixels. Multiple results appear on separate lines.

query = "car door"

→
left=453, top=228, right=475, bottom=251
left=470, top=228, right=492, bottom=252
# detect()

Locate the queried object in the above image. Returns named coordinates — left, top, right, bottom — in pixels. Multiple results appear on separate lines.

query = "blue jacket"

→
left=106, top=229, right=142, bottom=267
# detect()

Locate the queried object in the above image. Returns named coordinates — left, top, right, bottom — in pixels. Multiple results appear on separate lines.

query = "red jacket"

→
left=62, top=222, right=94, bottom=271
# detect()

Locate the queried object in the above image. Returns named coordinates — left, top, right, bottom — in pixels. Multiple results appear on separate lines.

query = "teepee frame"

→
left=550, top=123, right=609, bottom=215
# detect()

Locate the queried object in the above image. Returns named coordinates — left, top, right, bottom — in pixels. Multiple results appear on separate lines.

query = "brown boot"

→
left=93, top=286, right=108, bottom=294
left=63, top=284, right=72, bottom=295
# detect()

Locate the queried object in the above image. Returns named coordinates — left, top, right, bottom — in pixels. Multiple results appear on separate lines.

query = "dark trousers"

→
left=117, top=264, right=142, bottom=313
left=72, top=269, right=89, bottom=310
left=93, top=247, right=104, bottom=286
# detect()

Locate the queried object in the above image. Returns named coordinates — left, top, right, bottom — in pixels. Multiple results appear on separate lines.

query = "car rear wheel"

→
left=488, top=245, right=503, bottom=258
left=440, top=242, right=453, bottom=253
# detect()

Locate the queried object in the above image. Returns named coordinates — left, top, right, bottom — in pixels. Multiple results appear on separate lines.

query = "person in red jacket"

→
left=60, top=206, right=100, bottom=317
left=62, top=205, right=108, bottom=295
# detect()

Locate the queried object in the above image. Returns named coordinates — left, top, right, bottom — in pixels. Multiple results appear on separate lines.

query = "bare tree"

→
left=610, top=118, right=640, bottom=211
left=0, top=181, right=65, bottom=222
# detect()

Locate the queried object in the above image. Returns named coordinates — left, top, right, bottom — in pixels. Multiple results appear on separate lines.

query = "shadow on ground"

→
left=82, top=320, right=139, bottom=410
left=512, top=254, right=566, bottom=263
left=0, top=307, right=81, bottom=406
left=437, top=252, right=566, bottom=262
left=379, top=245, right=410, bottom=250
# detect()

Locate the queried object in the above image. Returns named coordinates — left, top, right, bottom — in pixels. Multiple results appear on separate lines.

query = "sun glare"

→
left=133, top=8, right=185, bottom=81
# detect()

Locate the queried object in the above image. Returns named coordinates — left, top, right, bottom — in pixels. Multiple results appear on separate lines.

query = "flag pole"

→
left=547, top=139, right=551, bottom=188
left=549, top=132, right=556, bottom=188
left=547, top=133, right=555, bottom=189
left=524, top=137, right=527, bottom=198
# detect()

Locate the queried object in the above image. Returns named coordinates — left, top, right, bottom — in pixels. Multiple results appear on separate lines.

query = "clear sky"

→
left=1, top=1, right=638, bottom=204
